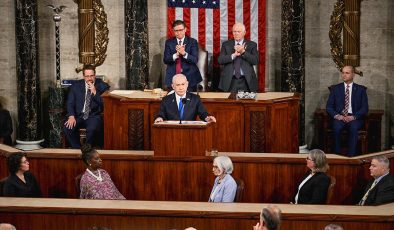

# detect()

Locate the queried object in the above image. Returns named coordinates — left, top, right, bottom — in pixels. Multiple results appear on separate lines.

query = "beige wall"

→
left=1, top=0, right=393, bottom=149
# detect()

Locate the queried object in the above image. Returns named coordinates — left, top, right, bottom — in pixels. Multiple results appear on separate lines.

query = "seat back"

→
left=75, top=173, right=83, bottom=198
left=234, top=178, right=245, bottom=202
left=196, top=45, right=208, bottom=91
left=326, top=175, right=336, bottom=204
left=0, top=177, right=8, bottom=196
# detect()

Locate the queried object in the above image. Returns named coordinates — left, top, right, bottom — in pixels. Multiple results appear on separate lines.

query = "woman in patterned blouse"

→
left=79, top=144, right=125, bottom=200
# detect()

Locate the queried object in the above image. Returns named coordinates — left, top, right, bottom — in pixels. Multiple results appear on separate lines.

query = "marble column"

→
left=281, top=0, right=305, bottom=146
left=15, top=0, right=43, bottom=146
left=125, top=0, right=149, bottom=90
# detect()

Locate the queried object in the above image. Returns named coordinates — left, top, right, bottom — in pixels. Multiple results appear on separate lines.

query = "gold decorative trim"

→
left=93, top=0, right=108, bottom=68
left=329, top=0, right=345, bottom=72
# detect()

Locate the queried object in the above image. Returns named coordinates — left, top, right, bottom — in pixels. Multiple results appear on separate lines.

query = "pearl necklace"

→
left=86, top=168, right=103, bottom=182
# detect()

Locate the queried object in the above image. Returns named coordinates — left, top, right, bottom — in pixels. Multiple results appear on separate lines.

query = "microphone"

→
left=179, top=98, right=188, bottom=124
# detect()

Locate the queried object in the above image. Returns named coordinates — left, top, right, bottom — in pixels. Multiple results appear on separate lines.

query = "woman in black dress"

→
left=3, top=152, right=41, bottom=197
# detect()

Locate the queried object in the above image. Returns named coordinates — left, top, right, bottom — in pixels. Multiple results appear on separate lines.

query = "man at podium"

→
left=154, top=74, right=216, bottom=123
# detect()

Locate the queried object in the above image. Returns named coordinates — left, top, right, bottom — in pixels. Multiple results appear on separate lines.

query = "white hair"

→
left=213, top=156, right=233, bottom=174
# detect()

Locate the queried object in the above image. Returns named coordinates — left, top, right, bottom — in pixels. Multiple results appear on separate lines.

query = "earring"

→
left=89, top=163, right=91, bottom=166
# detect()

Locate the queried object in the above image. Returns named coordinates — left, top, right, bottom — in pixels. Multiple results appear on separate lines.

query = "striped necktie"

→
left=359, top=180, right=378, bottom=205
left=342, top=84, right=350, bottom=115
left=83, top=89, right=92, bottom=120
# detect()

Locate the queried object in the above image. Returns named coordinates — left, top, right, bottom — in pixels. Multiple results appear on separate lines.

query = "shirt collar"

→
left=235, top=39, right=244, bottom=45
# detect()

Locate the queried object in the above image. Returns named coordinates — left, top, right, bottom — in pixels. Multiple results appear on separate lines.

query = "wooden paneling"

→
left=1, top=147, right=393, bottom=204
left=152, top=122, right=213, bottom=156
left=103, top=93, right=300, bottom=153
left=0, top=198, right=393, bottom=230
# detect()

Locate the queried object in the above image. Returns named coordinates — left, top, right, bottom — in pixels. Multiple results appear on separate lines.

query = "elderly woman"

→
left=3, top=152, right=41, bottom=197
left=209, top=156, right=237, bottom=202
left=293, top=149, right=330, bottom=204
left=79, top=144, right=125, bottom=200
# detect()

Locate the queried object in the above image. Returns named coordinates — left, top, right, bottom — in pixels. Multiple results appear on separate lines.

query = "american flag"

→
left=167, top=0, right=266, bottom=92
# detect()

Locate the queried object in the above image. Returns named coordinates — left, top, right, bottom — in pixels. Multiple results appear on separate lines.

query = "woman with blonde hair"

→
left=293, top=149, right=330, bottom=204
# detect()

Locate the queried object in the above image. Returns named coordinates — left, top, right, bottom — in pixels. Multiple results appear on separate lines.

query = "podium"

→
left=152, top=121, right=214, bottom=156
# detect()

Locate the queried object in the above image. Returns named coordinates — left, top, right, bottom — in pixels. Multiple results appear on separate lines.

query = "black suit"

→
left=63, top=79, right=109, bottom=148
left=0, top=109, right=13, bottom=145
left=218, top=39, right=259, bottom=92
left=3, top=172, right=42, bottom=197
left=362, top=174, right=394, bottom=205
left=294, top=171, right=330, bottom=204
left=156, top=92, right=209, bottom=121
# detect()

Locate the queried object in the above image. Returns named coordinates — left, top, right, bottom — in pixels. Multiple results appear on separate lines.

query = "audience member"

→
left=218, top=22, right=259, bottom=92
left=163, top=20, right=202, bottom=91
left=326, top=65, right=368, bottom=156
left=155, top=74, right=216, bottom=123
left=0, top=223, right=16, bottom=230
left=253, top=205, right=282, bottom=230
left=79, top=144, right=125, bottom=200
left=64, top=65, right=110, bottom=148
left=209, top=156, right=237, bottom=202
left=324, top=223, right=343, bottom=230
left=0, top=100, right=13, bottom=146
left=293, top=149, right=330, bottom=204
left=3, top=152, right=41, bottom=197
left=358, top=155, right=394, bottom=205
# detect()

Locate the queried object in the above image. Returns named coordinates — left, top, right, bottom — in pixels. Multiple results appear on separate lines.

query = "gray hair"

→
left=172, top=74, right=187, bottom=84
left=213, top=156, right=233, bottom=174
left=372, top=155, right=390, bottom=170
left=324, top=224, right=343, bottom=230
left=309, top=149, right=329, bottom=173
left=260, top=205, right=282, bottom=230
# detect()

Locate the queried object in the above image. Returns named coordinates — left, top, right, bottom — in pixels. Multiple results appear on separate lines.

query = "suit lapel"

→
left=170, top=94, right=179, bottom=120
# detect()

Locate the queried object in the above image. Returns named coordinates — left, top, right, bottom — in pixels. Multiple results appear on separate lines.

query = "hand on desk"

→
left=154, top=117, right=163, bottom=123
left=205, top=116, right=216, bottom=123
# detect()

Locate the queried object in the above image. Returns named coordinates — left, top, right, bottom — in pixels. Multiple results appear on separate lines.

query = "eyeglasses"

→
left=306, top=157, right=314, bottom=161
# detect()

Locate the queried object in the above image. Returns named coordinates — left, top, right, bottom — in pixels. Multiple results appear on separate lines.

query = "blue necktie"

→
left=178, top=99, right=184, bottom=120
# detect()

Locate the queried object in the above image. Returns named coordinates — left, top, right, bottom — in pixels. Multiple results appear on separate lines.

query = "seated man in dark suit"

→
left=358, top=156, right=394, bottom=205
left=163, top=20, right=202, bottom=92
left=326, top=65, right=368, bottom=156
left=64, top=65, right=109, bottom=148
left=154, top=74, right=216, bottom=123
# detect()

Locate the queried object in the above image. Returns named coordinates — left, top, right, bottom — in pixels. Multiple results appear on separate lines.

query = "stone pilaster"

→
left=281, top=0, right=305, bottom=146
left=15, top=0, right=42, bottom=142
left=125, top=0, right=149, bottom=90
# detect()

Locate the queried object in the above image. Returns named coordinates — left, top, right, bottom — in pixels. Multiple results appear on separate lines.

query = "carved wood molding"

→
left=128, top=109, right=144, bottom=150
left=250, top=111, right=266, bottom=152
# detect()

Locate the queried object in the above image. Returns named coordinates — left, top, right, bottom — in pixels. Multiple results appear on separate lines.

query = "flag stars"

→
left=192, top=0, right=196, bottom=4
left=202, top=1, right=206, bottom=4
left=212, top=1, right=216, bottom=4
left=182, top=0, right=186, bottom=3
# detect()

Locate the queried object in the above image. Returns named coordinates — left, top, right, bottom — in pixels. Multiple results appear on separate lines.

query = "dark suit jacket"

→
left=0, top=109, right=13, bottom=145
left=66, top=79, right=109, bottom=118
left=3, top=172, right=42, bottom=197
left=163, top=36, right=202, bottom=88
left=217, top=39, right=259, bottom=92
left=363, top=174, right=394, bottom=205
left=156, top=92, right=209, bottom=121
left=326, top=83, right=368, bottom=120
left=294, top=171, right=330, bottom=204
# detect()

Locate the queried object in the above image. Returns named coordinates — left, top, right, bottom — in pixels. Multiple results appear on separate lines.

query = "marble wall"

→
left=1, top=0, right=393, bottom=149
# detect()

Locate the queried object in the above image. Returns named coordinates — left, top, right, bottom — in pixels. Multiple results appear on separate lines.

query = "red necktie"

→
left=176, top=40, right=182, bottom=74
left=342, top=84, right=350, bottom=115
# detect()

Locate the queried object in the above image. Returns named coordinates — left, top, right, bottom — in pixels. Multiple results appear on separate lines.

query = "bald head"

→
left=0, top=223, right=16, bottom=230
